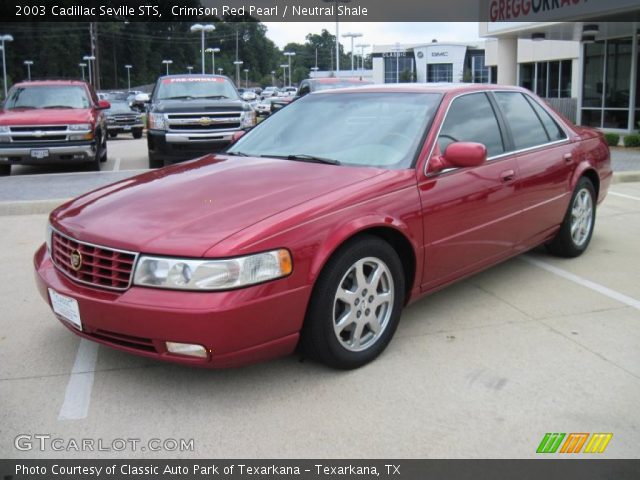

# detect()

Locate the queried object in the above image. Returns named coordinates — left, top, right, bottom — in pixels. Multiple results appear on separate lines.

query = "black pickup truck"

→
left=143, top=75, right=256, bottom=168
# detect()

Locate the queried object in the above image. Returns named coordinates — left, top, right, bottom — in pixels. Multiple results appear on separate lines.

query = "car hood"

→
left=51, top=155, right=386, bottom=257
left=0, top=108, right=92, bottom=126
left=151, top=98, right=245, bottom=113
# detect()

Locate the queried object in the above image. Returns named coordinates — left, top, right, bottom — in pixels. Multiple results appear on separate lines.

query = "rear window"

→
left=494, top=92, right=554, bottom=150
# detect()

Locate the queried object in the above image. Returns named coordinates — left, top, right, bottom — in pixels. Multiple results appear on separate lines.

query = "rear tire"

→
left=546, top=177, right=596, bottom=257
left=300, top=235, right=405, bottom=369
left=0, top=164, right=10, bottom=176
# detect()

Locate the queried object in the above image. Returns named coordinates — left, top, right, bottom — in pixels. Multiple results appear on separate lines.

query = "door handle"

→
left=500, top=169, right=516, bottom=182
left=563, top=153, right=573, bottom=163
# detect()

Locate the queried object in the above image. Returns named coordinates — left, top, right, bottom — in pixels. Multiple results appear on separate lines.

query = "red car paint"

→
left=34, top=84, right=611, bottom=367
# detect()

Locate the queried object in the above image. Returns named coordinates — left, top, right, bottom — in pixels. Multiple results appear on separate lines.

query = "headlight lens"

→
left=0, top=125, right=10, bottom=133
left=148, top=113, right=167, bottom=130
left=68, top=123, right=91, bottom=131
left=240, top=110, right=256, bottom=128
left=133, top=249, right=292, bottom=290
left=45, top=223, right=53, bottom=253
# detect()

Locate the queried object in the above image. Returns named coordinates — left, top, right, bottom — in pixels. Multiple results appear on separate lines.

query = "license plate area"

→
left=48, top=288, right=82, bottom=331
left=31, top=149, right=50, bottom=159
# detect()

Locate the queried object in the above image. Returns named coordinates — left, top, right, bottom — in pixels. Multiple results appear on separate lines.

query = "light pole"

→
left=217, top=68, right=223, bottom=75
left=190, top=24, right=215, bottom=75
left=187, top=66, right=193, bottom=75
left=355, top=43, right=370, bottom=70
left=280, top=64, right=288, bottom=87
left=342, top=32, right=362, bottom=72
left=283, top=52, right=295, bottom=86
left=270, top=70, right=276, bottom=86
left=205, top=47, right=220, bottom=75
left=79, top=63, right=87, bottom=81
left=310, top=66, right=319, bottom=78
left=23, top=60, right=33, bottom=81
left=1, top=34, right=14, bottom=97
left=83, top=55, right=95, bottom=85
left=162, top=59, right=173, bottom=75
left=322, top=0, right=350, bottom=73
left=124, top=64, right=132, bottom=90
left=233, top=60, right=243, bottom=87
left=243, top=68, right=249, bottom=88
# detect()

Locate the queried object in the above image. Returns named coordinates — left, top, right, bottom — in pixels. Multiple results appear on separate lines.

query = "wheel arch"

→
left=572, top=165, right=600, bottom=201
left=308, top=217, right=419, bottom=305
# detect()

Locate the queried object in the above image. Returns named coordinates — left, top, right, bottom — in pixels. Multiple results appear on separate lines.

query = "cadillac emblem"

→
left=70, top=250, right=83, bottom=271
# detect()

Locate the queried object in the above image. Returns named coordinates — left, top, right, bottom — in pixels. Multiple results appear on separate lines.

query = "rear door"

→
left=492, top=92, right=574, bottom=249
left=418, top=92, right=522, bottom=290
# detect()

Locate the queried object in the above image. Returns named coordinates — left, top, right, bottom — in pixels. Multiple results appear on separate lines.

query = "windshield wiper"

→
left=271, top=154, right=340, bottom=165
left=161, top=96, right=196, bottom=100
left=43, top=105, right=74, bottom=109
left=225, top=151, right=250, bottom=157
left=196, top=95, right=229, bottom=100
left=8, top=106, right=37, bottom=110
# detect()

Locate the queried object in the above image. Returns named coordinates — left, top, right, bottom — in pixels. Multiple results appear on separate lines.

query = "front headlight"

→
left=0, top=126, right=10, bottom=133
left=69, top=123, right=91, bottom=131
left=45, top=223, right=53, bottom=253
left=148, top=113, right=167, bottom=130
left=133, top=249, right=292, bottom=291
left=240, top=110, right=256, bottom=128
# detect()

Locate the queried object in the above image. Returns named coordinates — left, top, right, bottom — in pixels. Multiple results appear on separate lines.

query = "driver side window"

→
left=438, top=93, right=505, bottom=158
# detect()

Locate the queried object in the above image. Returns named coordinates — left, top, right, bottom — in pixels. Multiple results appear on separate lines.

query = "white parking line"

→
left=113, top=157, right=121, bottom=172
left=58, top=339, right=99, bottom=421
left=522, top=256, right=640, bottom=311
left=609, top=191, right=640, bottom=201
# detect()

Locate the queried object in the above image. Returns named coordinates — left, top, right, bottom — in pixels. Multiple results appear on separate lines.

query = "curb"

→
left=0, top=199, right=69, bottom=217
left=612, top=171, right=640, bottom=184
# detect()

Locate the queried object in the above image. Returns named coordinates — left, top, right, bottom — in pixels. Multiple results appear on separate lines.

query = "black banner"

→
left=1, top=460, right=640, bottom=480
left=1, top=0, right=640, bottom=22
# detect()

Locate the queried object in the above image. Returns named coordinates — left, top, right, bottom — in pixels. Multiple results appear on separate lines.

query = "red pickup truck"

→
left=0, top=80, right=110, bottom=176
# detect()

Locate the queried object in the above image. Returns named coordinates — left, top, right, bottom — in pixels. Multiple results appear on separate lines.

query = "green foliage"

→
left=623, top=134, right=640, bottom=148
left=603, top=133, right=620, bottom=147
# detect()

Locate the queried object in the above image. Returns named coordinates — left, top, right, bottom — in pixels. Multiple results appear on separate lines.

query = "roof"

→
left=315, top=83, right=526, bottom=95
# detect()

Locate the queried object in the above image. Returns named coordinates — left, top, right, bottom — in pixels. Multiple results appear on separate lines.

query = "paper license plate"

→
left=123, top=125, right=131, bottom=130
left=31, top=149, right=50, bottom=159
left=49, top=288, right=82, bottom=330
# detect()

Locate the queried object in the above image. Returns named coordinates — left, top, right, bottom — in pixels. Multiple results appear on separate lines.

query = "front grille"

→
left=166, top=112, right=242, bottom=133
left=51, top=231, right=137, bottom=291
left=12, top=135, right=67, bottom=142
left=9, top=125, right=72, bottom=143
left=110, top=115, right=139, bottom=125
left=10, top=125, right=67, bottom=132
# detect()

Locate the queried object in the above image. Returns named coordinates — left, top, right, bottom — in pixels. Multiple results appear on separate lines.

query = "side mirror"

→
left=134, top=93, right=150, bottom=103
left=230, top=130, right=246, bottom=144
left=431, top=141, right=487, bottom=172
left=97, top=100, right=111, bottom=110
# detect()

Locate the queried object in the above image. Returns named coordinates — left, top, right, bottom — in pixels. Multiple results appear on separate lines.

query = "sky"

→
left=263, top=22, right=481, bottom=50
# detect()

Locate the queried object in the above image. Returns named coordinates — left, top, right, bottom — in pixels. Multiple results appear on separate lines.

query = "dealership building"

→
left=479, top=0, right=640, bottom=132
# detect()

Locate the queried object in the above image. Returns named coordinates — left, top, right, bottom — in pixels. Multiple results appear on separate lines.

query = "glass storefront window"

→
left=549, top=61, right=560, bottom=97
left=581, top=109, right=603, bottom=128
left=384, top=55, right=415, bottom=83
left=536, top=61, right=548, bottom=97
left=520, top=63, right=534, bottom=92
left=427, top=64, right=453, bottom=83
left=605, top=38, right=632, bottom=109
left=560, top=60, right=572, bottom=98
left=603, top=110, right=629, bottom=129
left=518, top=60, right=572, bottom=98
left=582, top=41, right=605, bottom=108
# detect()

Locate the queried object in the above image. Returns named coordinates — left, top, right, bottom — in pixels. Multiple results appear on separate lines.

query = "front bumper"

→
left=0, top=142, right=97, bottom=165
left=107, top=123, right=144, bottom=133
left=147, top=130, right=235, bottom=162
left=34, top=244, right=308, bottom=368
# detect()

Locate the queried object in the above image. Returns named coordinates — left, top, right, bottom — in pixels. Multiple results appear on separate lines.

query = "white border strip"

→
left=522, top=256, right=640, bottom=311
left=58, top=339, right=99, bottom=421
left=609, top=191, right=640, bottom=202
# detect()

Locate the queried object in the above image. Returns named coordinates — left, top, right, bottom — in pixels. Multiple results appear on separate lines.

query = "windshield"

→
left=155, top=76, right=238, bottom=100
left=228, top=92, right=441, bottom=169
left=107, top=101, right=136, bottom=114
left=5, top=85, right=91, bottom=110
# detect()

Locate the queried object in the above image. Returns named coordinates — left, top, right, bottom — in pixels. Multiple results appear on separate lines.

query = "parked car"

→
left=254, top=97, right=279, bottom=117
left=34, top=84, right=611, bottom=370
left=105, top=99, right=144, bottom=139
left=270, top=78, right=372, bottom=115
left=0, top=80, right=110, bottom=175
left=143, top=74, right=256, bottom=168
left=261, top=86, right=279, bottom=98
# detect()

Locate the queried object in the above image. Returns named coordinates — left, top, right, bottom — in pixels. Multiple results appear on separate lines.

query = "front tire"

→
left=132, top=128, right=143, bottom=139
left=300, top=235, right=405, bottom=369
left=546, top=177, right=596, bottom=257
left=0, top=164, right=10, bottom=176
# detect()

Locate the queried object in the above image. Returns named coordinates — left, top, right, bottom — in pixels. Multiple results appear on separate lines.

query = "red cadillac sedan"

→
left=34, top=84, right=611, bottom=369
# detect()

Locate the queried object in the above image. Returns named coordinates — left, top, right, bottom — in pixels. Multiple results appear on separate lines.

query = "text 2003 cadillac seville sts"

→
left=34, top=84, right=611, bottom=369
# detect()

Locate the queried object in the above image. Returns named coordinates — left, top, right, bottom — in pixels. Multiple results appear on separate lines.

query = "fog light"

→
left=165, top=341, right=208, bottom=358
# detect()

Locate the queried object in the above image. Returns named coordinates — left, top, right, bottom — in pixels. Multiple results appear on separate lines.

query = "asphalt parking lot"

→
left=0, top=179, right=638, bottom=459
